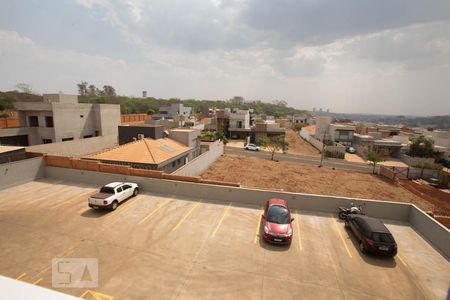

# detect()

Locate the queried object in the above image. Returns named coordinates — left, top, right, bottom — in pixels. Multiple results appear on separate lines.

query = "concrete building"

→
left=328, top=124, right=355, bottom=146
left=353, top=134, right=402, bottom=158
left=169, top=128, right=201, bottom=160
left=118, top=124, right=164, bottom=145
left=314, top=116, right=332, bottom=141
left=83, top=138, right=192, bottom=173
left=205, top=108, right=231, bottom=134
left=228, top=109, right=250, bottom=139
left=251, top=123, right=285, bottom=143
left=0, top=93, right=120, bottom=146
left=158, top=103, right=192, bottom=118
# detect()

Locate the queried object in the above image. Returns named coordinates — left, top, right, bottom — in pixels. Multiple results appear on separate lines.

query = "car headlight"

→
left=287, top=228, right=293, bottom=236
left=264, top=226, right=270, bottom=234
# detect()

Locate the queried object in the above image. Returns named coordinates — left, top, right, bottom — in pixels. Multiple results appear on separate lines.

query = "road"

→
left=225, top=147, right=375, bottom=173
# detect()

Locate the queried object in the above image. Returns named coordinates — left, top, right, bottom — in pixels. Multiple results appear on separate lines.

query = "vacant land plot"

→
left=201, top=154, right=438, bottom=213
left=0, top=179, right=449, bottom=299
left=285, top=129, right=320, bottom=156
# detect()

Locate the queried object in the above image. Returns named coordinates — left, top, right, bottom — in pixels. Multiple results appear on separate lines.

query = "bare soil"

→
left=202, top=154, right=438, bottom=213
left=285, top=129, right=320, bottom=156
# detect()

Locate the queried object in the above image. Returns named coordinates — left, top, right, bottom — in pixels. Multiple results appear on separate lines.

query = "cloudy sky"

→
left=0, top=0, right=449, bottom=115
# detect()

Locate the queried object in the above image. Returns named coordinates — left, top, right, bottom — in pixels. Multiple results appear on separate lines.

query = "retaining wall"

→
left=173, top=140, right=224, bottom=176
left=400, top=154, right=435, bottom=167
left=0, top=157, right=44, bottom=189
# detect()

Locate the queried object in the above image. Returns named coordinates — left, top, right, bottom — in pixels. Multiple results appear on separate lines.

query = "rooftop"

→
left=0, top=145, right=25, bottom=154
left=84, top=138, right=192, bottom=165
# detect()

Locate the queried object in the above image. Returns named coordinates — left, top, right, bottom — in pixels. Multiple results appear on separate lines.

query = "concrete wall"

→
left=400, top=154, right=435, bottom=167
left=118, top=125, right=163, bottom=144
left=173, top=140, right=224, bottom=176
left=26, top=135, right=118, bottom=157
left=44, top=165, right=450, bottom=257
left=0, top=157, right=44, bottom=189
left=308, top=136, right=323, bottom=151
left=409, top=205, right=450, bottom=258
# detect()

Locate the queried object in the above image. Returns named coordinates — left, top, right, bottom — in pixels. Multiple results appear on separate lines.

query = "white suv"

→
left=88, top=182, right=139, bottom=210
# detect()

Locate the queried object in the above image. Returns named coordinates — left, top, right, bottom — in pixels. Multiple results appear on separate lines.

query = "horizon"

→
left=0, top=1, right=449, bottom=116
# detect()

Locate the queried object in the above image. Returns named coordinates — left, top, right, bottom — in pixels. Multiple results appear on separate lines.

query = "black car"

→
left=345, top=215, right=397, bottom=257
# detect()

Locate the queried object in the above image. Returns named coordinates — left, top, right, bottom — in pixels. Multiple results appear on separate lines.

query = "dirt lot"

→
left=201, top=154, right=440, bottom=213
left=285, top=129, right=320, bottom=156
left=1, top=179, right=449, bottom=299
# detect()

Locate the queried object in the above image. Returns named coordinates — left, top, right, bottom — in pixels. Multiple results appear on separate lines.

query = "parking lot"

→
left=0, top=179, right=449, bottom=299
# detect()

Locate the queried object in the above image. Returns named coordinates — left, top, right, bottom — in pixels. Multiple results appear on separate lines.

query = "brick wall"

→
left=121, top=114, right=150, bottom=124
left=0, top=118, right=20, bottom=128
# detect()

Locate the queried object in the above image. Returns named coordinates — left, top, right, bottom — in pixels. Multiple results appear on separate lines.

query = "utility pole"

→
left=319, top=125, right=329, bottom=167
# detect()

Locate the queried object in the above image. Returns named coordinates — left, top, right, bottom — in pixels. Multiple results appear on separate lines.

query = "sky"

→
left=0, top=0, right=449, bottom=116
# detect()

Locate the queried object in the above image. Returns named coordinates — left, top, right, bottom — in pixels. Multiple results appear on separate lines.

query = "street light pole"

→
left=319, top=125, right=329, bottom=167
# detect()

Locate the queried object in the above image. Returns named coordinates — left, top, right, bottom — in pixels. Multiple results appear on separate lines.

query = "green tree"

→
left=258, top=135, right=288, bottom=161
left=147, top=108, right=155, bottom=115
left=408, top=136, right=435, bottom=158
left=367, top=151, right=384, bottom=174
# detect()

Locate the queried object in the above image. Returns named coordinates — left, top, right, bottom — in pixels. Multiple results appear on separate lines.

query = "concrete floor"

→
left=0, top=179, right=449, bottom=300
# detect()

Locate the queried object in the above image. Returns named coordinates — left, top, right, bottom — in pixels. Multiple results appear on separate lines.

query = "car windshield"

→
left=267, top=205, right=290, bottom=224
left=100, top=186, right=115, bottom=194
left=372, top=232, right=395, bottom=243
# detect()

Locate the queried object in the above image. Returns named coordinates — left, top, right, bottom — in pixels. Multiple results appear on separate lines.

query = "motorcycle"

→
left=338, top=203, right=364, bottom=220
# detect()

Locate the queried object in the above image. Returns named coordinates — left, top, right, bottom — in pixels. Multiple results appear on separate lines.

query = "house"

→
left=353, top=133, right=402, bottom=158
left=83, top=138, right=192, bottom=173
left=118, top=124, right=165, bottom=145
left=251, top=122, right=285, bottom=143
left=158, top=103, right=192, bottom=118
left=205, top=108, right=231, bottom=134
left=168, top=128, right=202, bottom=160
left=328, top=124, right=355, bottom=146
left=0, top=93, right=120, bottom=146
left=228, top=109, right=250, bottom=139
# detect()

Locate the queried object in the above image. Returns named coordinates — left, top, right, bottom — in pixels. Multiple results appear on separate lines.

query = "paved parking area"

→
left=0, top=179, right=449, bottom=299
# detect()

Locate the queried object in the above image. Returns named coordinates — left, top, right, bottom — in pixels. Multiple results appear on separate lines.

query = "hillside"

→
left=0, top=91, right=307, bottom=117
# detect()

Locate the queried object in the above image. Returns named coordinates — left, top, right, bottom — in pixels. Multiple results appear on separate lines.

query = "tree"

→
left=229, top=96, right=245, bottom=105
left=15, top=83, right=32, bottom=94
left=258, top=135, right=288, bottom=161
left=367, top=151, right=384, bottom=174
left=147, top=108, right=155, bottom=115
left=408, top=136, right=435, bottom=158
left=103, top=85, right=116, bottom=97
left=88, top=85, right=97, bottom=97
left=77, top=81, right=88, bottom=96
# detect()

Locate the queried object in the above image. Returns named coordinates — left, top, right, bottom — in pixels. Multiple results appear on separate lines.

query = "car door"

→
left=115, top=186, right=125, bottom=202
left=122, top=184, right=132, bottom=198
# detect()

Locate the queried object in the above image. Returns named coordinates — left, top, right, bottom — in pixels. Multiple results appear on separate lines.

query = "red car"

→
left=262, top=198, right=294, bottom=244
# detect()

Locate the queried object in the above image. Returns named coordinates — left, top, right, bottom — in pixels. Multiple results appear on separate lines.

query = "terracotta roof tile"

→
left=84, top=138, right=191, bottom=165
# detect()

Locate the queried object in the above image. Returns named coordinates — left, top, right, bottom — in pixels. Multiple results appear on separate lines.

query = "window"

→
left=28, top=116, right=39, bottom=127
left=42, top=139, right=52, bottom=144
left=100, top=187, right=114, bottom=194
left=172, top=161, right=176, bottom=167
left=45, top=116, right=54, bottom=128
left=116, top=187, right=123, bottom=193
left=372, top=232, right=395, bottom=243
left=62, top=137, right=74, bottom=142
left=80, top=115, right=84, bottom=118
left=122, top=185, right=131, bottom=190
left=266, top=205, right=290, bottom=224
left=83, top=135, right=93, bottom=138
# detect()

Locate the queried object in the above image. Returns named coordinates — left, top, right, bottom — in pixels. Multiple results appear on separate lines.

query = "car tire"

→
left=338, top=211, right=347, bottom=220
left=359, top=240, right=366, bottom=253
left=133, top=188, right=139, bottom=197
left=111, top=200, right=118, bottom=211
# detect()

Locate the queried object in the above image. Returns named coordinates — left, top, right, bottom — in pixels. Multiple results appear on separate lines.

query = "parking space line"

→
left=104, top=196, right=142, bottom=220
left=295, top=210, right=302, bottom=251
left=32, top=246, right=77, bottom=279
left=253, top=207, right=263, bottom=244
left=52, top=190, right=96, bottom=210
left=211, top=202, right=232, bottom=238
left=80, top=290, right=114, bottom=299
left=15, top=273, right=27, bottom=280
left=32, top=278, right=43, bottom=285
left=397, top=255, right=408, bottom=267
left=138, top=200, right=172, bottom=225
left=331, top=215, right=353, bottom=258
left=171, top=199, right=202, bottom=232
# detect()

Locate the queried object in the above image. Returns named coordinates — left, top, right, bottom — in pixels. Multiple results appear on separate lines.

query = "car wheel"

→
left=359, top=241, right=366, bottom=253
left=133, top=188, right=139, bottom=197
left=111, top=200, right=118, bottom=211
left=338, top=211, right=347, bottom=220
